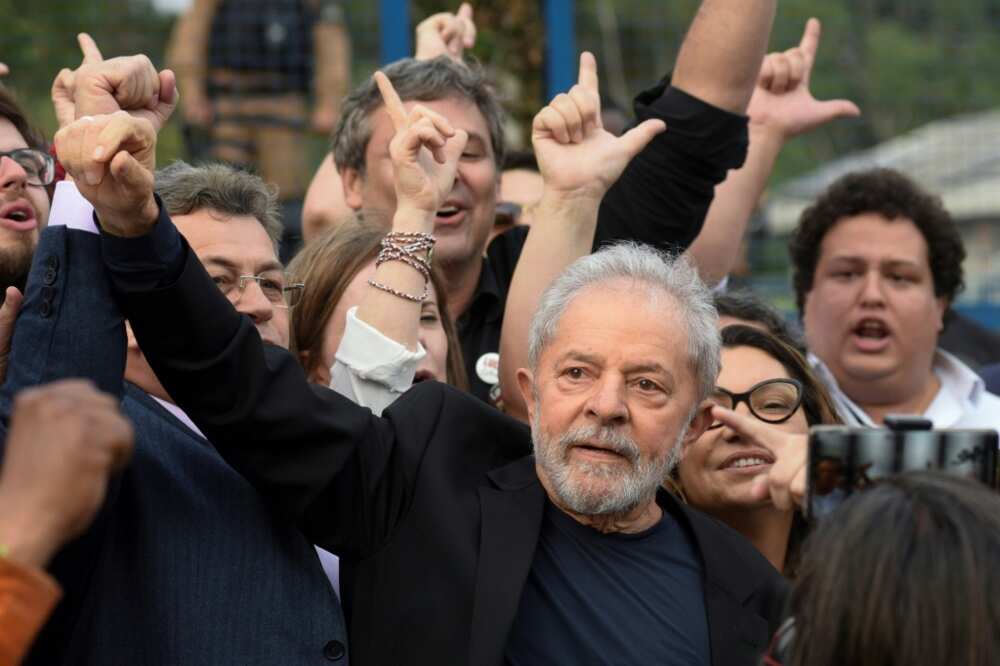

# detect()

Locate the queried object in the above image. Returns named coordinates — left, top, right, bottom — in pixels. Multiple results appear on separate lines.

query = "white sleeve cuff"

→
left=48, top=181, right=99, bottom=234
left=334, top=306, right=426, bottom=390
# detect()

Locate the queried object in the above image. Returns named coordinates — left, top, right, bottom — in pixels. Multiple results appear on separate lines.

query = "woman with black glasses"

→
left=673, top=325, right=840, bottom=574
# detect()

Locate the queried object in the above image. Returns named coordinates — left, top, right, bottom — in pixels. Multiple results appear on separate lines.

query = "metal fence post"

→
left=380, top=0, right=412, bottom=65
left=544, top=0, right=576, bottom=99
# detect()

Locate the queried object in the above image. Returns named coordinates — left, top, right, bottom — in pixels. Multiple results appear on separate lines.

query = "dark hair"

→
left=286, top=215, right=468, bottom=391
left=332, top=57, right=506, bottom=175
left=0, top=86, right=45, bottom=150
left=789, top=168, right=966, bottom=314
left=719, top=325, right=839, bottom=428
left=713, top=290, right=805, bottom=354
left=787, top=471, right=1000, bottom=666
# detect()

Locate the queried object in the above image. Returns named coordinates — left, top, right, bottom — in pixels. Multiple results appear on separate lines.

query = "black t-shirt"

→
left=503, top=498, right=710, bottom=665
left=459, top=86, right=749, bottom=403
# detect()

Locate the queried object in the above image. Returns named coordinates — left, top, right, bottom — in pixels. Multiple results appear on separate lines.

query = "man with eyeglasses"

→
left=4, top=134, right=349, bottom=663
left=0, top=87, right=53, bottom=292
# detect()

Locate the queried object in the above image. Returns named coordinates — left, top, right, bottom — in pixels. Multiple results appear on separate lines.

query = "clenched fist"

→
left=54, top=111, right=159, bottom=237
left=0, top=380, right=134, bottom=567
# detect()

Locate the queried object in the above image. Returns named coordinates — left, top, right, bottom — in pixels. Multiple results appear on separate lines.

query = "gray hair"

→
left=527, top=243, right=721, bottom=401
left=331, top=57, right=506, bottom=175
left=155, top=161, right=282, bottom=251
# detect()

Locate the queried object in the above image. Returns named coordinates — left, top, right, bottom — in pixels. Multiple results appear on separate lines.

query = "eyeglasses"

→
left=707, top=378, right=804, bottom=430
left=0, top=148, right=55, bottom=187
left=211, top=272, right=304, bottom=308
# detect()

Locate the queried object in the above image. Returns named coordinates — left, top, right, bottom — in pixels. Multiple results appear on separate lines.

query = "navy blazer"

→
left=0, top=223, right=348, bottom=665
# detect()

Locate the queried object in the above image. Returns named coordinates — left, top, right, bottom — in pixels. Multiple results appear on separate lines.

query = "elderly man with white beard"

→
left=59, top=54, right=797, bottom=664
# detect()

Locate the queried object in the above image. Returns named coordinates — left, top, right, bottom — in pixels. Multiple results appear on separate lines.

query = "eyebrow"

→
left=202, top=256, right=283, bottom=275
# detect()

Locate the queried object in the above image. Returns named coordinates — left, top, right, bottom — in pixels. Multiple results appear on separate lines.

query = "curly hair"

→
left=789, top=168, right=965, bottom=314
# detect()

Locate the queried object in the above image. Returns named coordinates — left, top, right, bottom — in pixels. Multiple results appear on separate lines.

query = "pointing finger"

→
left=374, top=71, right=408, bottom=131
left=78, top=33, right=104, bottom=64
left=799, top=18, right=821, bottom=61
left=577, top=51, right=599, bottom=95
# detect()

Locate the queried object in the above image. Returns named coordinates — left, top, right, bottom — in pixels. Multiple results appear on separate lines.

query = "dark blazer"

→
left=112, top=235, right=789, bottom=666
left=0, top=224, right=348, bottom=665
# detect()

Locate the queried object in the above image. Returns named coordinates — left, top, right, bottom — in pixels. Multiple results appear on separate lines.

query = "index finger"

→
left=374, top=71, right=408, bottom=130
left=711, top=405, right=789, bottom=448
left=798, top=18, right=821, bottom=60
left=78, top=33, right=104, bottom=64
left=577, top=51, right=599, bottom=94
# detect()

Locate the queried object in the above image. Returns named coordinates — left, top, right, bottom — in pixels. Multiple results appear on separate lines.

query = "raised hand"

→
left=51, top=33, right=178, bottom=132
left=0, top=287, right=22, bottom=385
left=415, top=3, right=477, bottom=62
left=710, top=405, right=808, bottom=512
left=748, top=18, right=860, bottom=140
left=374, top=71, right=468, bottom=215
left=0, top=379, right=134, bottom=567
left=0, top=62, right=8, bottom=77
left=54, top=111, right=158, bottom=237
left=532, top=52, right=666, bottom=201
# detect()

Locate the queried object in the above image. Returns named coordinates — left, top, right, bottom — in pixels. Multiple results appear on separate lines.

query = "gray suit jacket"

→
left=0, top=221, right=348, bottom=665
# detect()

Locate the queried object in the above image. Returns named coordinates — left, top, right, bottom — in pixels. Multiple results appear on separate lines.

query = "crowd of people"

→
left=1, top=1, right=999, bottom=665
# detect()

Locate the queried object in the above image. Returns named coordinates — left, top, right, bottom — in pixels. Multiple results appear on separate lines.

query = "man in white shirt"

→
left=789, top=167, right=1000, bottom=430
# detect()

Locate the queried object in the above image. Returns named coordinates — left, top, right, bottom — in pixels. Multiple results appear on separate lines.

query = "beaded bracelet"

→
left=369, top=231, right=436, bottom=302
left=368, top=278, right=430, bottom=303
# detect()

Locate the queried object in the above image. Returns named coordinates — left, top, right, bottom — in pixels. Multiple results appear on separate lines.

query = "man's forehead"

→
left=173, top=209, right=280, bottom=269
left=369, top=97, right=490, bottom=142
left=0, top=118, right=28, bottom=151
left=821, top=213, right=930, bottom=263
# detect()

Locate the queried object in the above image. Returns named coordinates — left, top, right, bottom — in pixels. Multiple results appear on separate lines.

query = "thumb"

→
left=0, top=287, right=23, bottom=331
left=152, top=69, right=179, bottom=131
left=618, top=119, right=666, bottom=158
left=816, top=98, right=861, bottom=122
left=109, top=150, right=153, bottom=193
left=442, top=128, right=469, bottom=164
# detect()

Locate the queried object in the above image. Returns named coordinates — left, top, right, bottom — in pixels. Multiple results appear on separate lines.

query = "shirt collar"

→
left=460, top=258, right=504, bottom=327
left=151, top=396, right=207, bottom=440
left=808, top=348, right=987, bottom=425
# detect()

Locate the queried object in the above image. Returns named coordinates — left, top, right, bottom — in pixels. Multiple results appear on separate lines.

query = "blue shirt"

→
left=504, top=497, right=710, bottom=665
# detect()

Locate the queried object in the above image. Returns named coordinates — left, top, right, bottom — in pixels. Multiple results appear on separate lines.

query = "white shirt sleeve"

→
left=329, top=306, right=426, bottom=416
left=48, top=181, right=100, bottom=234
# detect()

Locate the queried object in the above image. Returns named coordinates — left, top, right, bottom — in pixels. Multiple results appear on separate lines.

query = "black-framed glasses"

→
left=0, top=148, right=55, bottom=187
left=707, top=378, right=804, bottom=430
left=212, top=272, right=304, bottom=308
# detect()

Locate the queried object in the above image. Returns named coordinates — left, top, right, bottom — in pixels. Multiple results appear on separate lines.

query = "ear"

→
left=934, top=297, right=948, bottom=333
left=340, top=167, right=365, bottom=210
left=684, top=401, right=714, bottom=447
left=516, top=367, right=537, bottom=423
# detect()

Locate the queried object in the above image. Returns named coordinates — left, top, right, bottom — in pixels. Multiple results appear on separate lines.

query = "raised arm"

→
left=310, top=0, right=351, bottom=135
left=328, top=73, right=468, bottom=412
left=594, top=0, right=777, bottom=253
left=687, top=19, right=861, bottom=286
left=498, top=54, right=665, bottom=420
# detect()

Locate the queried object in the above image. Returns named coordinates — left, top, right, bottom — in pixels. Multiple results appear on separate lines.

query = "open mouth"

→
left=720, top=451, right=775, bottom=472
left=0, top=202, right=38, bottom=231
left=853, top=318, right=889, bottom=340
left=435, top=202, right=466, bottom=224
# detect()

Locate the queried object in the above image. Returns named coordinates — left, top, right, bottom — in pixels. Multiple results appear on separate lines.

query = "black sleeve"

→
left=594, top=84, right=750, bottom=253
left=103, top=219, right=444, bottom=560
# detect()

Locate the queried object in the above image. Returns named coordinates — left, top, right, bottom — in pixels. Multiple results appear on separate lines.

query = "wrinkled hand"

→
left=747, top=18, right=860, bottom=140
left=532, top=53, right=666, bottom=201
left=0, top=287, right=22, bottom=386
left=0, top=379, right=134, bottom=567
left=415, top=3, right=476, bottom=62
left=55, top=111, right=158, bottom=237
left=711, top=405, right=808, bottom=512
left=375, top=71, right=468, bottom=215
left=52, top=33, right=178, bottom=131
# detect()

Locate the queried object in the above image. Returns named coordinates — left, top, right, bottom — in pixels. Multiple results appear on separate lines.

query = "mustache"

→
left=555, top=424, right=641, bottom=464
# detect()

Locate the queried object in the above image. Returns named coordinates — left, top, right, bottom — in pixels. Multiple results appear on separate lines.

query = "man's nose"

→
left=584, top=374, right=628, bottom=426
left=0, top=156, right=29, bottom=192
left=233, top=279, right=275, bottom=324
left=859, top=270, right=886, bottom=306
